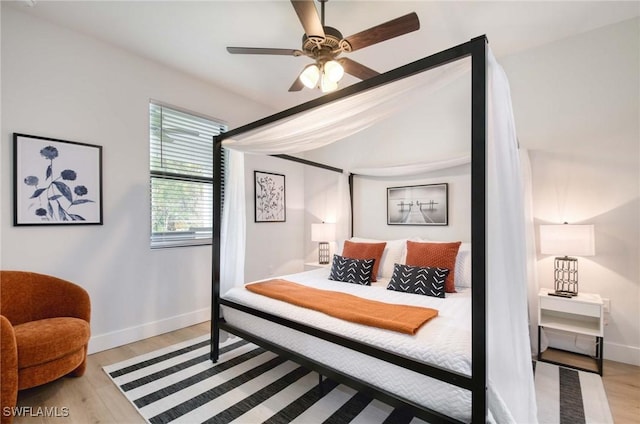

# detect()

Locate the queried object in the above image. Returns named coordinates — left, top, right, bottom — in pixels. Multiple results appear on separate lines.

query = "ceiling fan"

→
left=226, top=0, right=420, bottom=93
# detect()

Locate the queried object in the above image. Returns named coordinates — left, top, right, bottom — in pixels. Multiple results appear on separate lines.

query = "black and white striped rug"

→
left=534, top=361, right=613, bottom=424
left=104, top=335, right=612, bottom=423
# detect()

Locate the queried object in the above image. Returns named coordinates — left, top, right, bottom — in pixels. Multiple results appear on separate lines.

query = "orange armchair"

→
left=1, top=271, right=90, bottom=424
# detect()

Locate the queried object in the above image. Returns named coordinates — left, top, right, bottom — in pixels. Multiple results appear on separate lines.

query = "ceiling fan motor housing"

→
left=302, top=26, right=351, bottom=57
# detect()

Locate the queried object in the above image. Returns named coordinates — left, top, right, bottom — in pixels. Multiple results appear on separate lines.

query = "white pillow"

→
left=335, top=239, right=345, bottom=257
left=454, top=243, right=471, bottom=288
left=348, top=237, right=408, bottom=279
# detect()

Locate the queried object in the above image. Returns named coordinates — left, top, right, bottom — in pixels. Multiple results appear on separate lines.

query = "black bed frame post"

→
left=210, top=137, right=223, bottom=362
left=470, top=35, right=488, bottom=423
left=348, top=173, right=354, bottom=237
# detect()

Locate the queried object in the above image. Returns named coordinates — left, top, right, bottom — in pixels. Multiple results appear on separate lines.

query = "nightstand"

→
left=537, top=288, right=604, bottom=375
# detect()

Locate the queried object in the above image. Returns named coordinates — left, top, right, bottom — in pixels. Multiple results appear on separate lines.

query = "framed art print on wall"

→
left=387, top=183, right=448, bottom=226
left=13, top=133, right=103, bottom=226
left=254, top=170, right=286, bottom=222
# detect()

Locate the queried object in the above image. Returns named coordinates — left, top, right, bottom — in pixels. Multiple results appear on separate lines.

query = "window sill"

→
left=150, top=238, right=212, bottom=249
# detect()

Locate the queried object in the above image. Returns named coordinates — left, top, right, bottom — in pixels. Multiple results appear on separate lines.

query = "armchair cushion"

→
left=14, top=318, right=90, bottom=370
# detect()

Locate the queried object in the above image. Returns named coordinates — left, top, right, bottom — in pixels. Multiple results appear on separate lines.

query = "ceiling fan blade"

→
left=343, top=12, right=420, bottom=52
left=338, top=58, right=379, bottom=81
left=227, top=47, right=304, bottom=56
left=291, top=0, right=325, bottom=40
left=288, top=73, right=305, bottom=92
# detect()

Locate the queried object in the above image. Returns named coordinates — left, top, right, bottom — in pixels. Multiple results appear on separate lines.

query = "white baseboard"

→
left=88, top=308, right=211, bottom=354
left=604, top=340, right=640, bottom=366
left=544, top=328, right=640, bottom=366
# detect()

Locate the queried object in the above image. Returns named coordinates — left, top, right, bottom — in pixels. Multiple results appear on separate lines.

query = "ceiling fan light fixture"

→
left=323, top=60, right=344, bottom=83
left=228, top=2, right=419, bottom=94
left=320, top=73, right=338, bottom=93
left=300, top=64, right=320, bottom=89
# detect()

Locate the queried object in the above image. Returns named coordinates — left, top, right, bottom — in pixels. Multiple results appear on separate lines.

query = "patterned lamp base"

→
left=552, top=256, right=579, bottom=297
left=318, top=242, right=330, bottom=264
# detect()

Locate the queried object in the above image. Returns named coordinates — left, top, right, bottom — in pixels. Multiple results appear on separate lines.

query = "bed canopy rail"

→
left=272, top=153, right=344, bottom=173
left=212, top=35, right=489, bottom=423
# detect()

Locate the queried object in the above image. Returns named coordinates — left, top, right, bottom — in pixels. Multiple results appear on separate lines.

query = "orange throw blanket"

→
left=245, top=279, right=438, bottom=335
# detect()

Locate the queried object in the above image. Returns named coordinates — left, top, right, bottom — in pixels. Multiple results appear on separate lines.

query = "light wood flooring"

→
left=12, top=322, right=640, bottom=423
left=540, top=348, right=640, bottom=423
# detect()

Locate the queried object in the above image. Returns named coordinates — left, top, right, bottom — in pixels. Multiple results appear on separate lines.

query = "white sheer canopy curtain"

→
left=520, top=148, right=547, bottom=355
left=221, top=60, right=469, bottom=155
left=219, top=46, right=537, bottom=423
left=486, top=50, right=537, bottom=423
left=220, top=149, right=246, bottom=297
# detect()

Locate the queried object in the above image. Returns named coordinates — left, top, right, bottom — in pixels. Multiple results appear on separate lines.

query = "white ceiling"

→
left=7, top=1, right=640, bottom=111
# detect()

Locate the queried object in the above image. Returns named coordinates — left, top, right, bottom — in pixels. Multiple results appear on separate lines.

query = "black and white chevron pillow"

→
left=387, top=263, right=449, bottom=298
left=328, top=254, right=375, bottom=286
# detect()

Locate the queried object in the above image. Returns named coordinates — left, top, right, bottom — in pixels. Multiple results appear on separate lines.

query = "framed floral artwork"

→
left=254, top=170, right=285, bottom=222
left=13, top=133, right=103, bottom=226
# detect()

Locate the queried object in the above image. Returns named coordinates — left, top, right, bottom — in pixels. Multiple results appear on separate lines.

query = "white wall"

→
left=0, top=6, right=277, bottom=353
left=351, top=167, right=470, bottom=242
left=0, top=3, right=3, bottom=271
left=501, top=17, right=639, bottom=365
left=243, top=154, right=305, bottom=282
left=302, top=166, right=346, bottom=264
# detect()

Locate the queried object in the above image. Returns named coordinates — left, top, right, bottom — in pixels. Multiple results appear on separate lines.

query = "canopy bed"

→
left=210, top=36, right=536, bottom=423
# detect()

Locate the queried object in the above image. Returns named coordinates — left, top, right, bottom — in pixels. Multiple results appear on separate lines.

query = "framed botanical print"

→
left=13, top=133, right=103, bottom=225
left=254, top=171, right=286, bottom=222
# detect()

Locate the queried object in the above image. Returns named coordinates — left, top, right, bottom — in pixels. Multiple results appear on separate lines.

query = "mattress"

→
left=221, top=268, right=475, bottom=422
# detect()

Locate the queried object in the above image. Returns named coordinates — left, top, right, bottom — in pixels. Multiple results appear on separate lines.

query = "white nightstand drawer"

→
left=540, top=296, right=601, bottom=318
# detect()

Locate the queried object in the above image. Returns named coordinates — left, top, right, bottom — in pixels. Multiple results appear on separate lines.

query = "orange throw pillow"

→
left=342, top=240, right=386, bottom=282
left=405, top=241, right=462, bottom=293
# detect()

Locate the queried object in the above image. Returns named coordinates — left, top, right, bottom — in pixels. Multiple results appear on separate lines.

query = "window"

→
left=149, top=102, right=226, bottom=248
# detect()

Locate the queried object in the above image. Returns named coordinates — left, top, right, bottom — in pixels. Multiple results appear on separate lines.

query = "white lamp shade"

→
left=539, top=224, right=595, bottom=256
left=300, top=64, right=320, bottom=89
left=320, top=73, right=338, bottom=93
left=311, top=223, right=336, bottom=242
left=324, top=60, right=344, bottom=83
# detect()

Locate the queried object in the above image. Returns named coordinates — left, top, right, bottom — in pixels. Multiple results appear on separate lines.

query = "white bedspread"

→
left=222, top=268, right=476, bottom=421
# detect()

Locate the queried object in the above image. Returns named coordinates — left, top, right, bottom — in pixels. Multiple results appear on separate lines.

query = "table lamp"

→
left=539, top=223, right=595, bottom=297
left=311, top=223, right=336, bottom=264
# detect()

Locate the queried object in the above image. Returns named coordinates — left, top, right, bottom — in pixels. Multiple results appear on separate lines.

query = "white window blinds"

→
left=149, top=102, right=226, bottom=248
